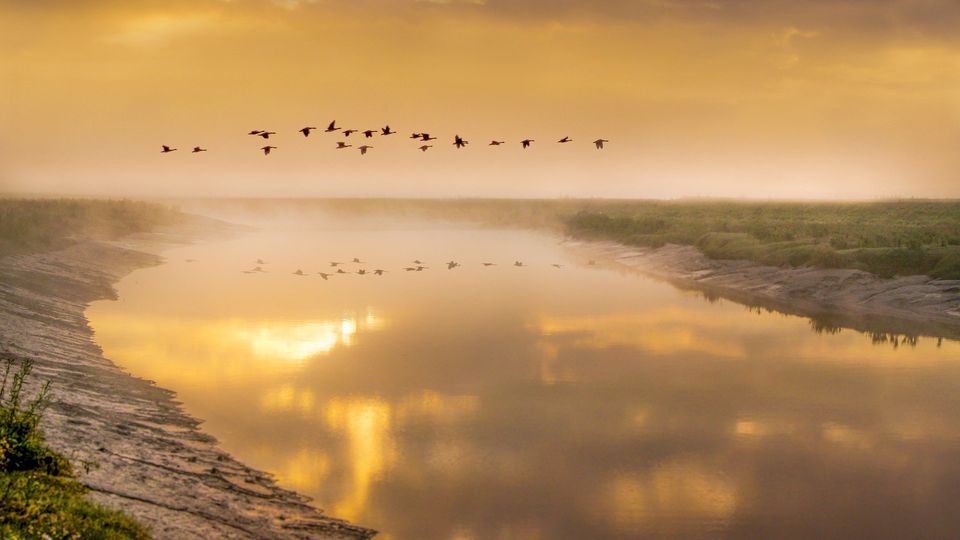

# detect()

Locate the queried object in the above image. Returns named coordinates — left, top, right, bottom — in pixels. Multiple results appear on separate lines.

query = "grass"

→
left=0, top=354, right=148, bottom=539
left=563, top=200, right=960, bottom=279
left=0, top=198, right=182, bottom=257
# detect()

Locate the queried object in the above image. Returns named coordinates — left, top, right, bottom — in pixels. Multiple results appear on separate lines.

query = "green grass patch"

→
left=0, top=354, right=148, bottom=539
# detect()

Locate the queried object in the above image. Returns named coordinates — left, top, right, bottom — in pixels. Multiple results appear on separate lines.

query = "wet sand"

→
left=0, top=216, right=375, bottom=540
left=571, top=240, right=960, bottom=340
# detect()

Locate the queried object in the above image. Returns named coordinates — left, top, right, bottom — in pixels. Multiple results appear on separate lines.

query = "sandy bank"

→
left=0, top=216, right=375, bottom=539
left=571, top=240, right=960, bottom=340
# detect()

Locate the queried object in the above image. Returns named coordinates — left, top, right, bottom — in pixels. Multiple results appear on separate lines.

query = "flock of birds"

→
left=160, top=121, right=610, bottom=156
left=239, top=257, right=598, bottom=277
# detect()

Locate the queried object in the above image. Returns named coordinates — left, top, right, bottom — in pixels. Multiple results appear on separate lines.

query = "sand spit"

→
left=572, top=240, right=960, bottom=340
left=0, top=217, right=375, bottom=539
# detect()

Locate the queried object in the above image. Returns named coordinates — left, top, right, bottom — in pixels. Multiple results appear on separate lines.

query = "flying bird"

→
left=344, top=129, right=358, bottom=137
left=255, top=259, right=266, bottom=265
left=356, top=269, right=368, bottom=276
left=419, top=145, right=433, bottom=152
left=258, top=131, right=277, bottom=139
left=252, top=266, right=264, bottom=272
left=489, top=141, right=505, bottom=146
left=336, top=142, right=352, bottom=149
left=593, top=139, right=609, bottom=150
left=447, top=261, right=460, bottom=270
left=358, top=145, right=373, bottom=155
left=514, top=261, right=525, bottom=267
left=521, top=139, right=534, bottom=149
left=558, top=137, right=572, bottom=143
left=552, top=264, right=563, bottom=268
left=300, top=127, right=318, bottom=137
left=325, top=121, right=340, bottom=133
left=293, top=269, right=305, bottom=276
left=362, top=129, right=376, bottom=138
left=373, top=269, right=387, bottom=276
left=352, top=257, right=364, bottom=263
left=453, top=135, right=468, bottom=149
left=410, top=133, right=422, bottom=139
left=192, top=147, right=207, bottom=153
left=336, top=268, right=347, bottom=274
left=330, top=261, right=344, bottom=267
left=413, top=260, right=424, bottom=265
left=161, top=145, right=177, bottom=153
left=381, top=125, right=396, bottom=135
left=482, top=262, right=496, bottom=266
left=421, top=133, right=437, bottom=141
left=261, top=146, right=277, bottom=155
left=404, top=267, right=417, bottom=272
left=318, top=272, right=332, bottom=280
left=248, top=130, right=263, bottom=136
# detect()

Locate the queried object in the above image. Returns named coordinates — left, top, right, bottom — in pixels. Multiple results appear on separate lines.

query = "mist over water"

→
left=88, top=211, right=960, bottom=539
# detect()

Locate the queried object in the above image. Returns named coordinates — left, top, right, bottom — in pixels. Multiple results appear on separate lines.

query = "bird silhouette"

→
left=318, top=272, right=332, bottom=280
left=258, top=131, right=277, bottom=139
left=521, top=139, right=534, bottom=149
left=336, top=268, right=347, bottom=274
left=293, top=269, right=305, bottom=276
left=403, top=267, right=417, bottom=272
left=261, top=146, right=277, bottom=155
left=252, top=266, right=264, bottom=272
left=362, top=129, right=376, bottom=138
left=421, top=134, right=437, bottom=141
left=447, top=261, right=460, bottom=270
left=558, top=136, right=572, bottom=143
left=356, top=269, right=368, bottom=275
left=419, top=145, right=432, bottom=152
left=593, top=139, right=609, bottom=150
left=453, top=135, right=468, bottom=148
left=410, top=132, right=422, bottom=139
left=192, top=147, right=207, bottom=153
left=255, top=259, right=266, bottom=265
left=416, top=265, right=428, bottom=271
left=413, top=260, right=424, bottom=265
left=325, top=121, right=340, bottom=133
left=489, top=141, right=505, bottom=146
left=300, top=127, right=318, bottom=137
left=358, top=145, right=373, bottom=155
left=248, top=130, right=263, bottom=136
left=482, top=262, right=496, bottom=266
left=552, top=264, right=563, bottom=268
left=381, top=125, right=396, bottom=135
left=336, top=142, right=352, bottom=149
left=330, top=261, right=344, bottom=267
left=514, top=261, right=525, bottom=267
left=373, top=269, right=387, bottom=276
left=352, top=258, right=364, bottom=263
left=344, top=129, right=358, bottom=137
left=161, top=145, right=177, bottom=153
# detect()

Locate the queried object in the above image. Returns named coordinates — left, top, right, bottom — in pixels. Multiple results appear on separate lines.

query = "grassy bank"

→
left=0, top=198, right=182, bottom=256
left=564, top=200, right=960, bottom=279
left=0, top=354, right=147, bottom=538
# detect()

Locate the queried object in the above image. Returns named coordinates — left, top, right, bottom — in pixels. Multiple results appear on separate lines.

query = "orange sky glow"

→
left=2, top=0, right=958, bottom=199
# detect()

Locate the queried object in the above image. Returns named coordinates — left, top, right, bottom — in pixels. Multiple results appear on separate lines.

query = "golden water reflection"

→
left=88, top=225, right=960, bottom=539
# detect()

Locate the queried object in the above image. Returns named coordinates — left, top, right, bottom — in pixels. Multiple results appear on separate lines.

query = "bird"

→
left=293, top=269, right=305, bottom=276
left=300, top=127, right=318, bottom=137
left=593, top=139, right=609, bottom=150
left=362, top=129, right=376, bottom=138
left=514, top=261, right=525, bottom=267
left=558, top=136, right=572, bottom=143
left=489, top=141, right=505, bottom=146
left=482, top=262, right=496, bottom=266
left=325, top=121, right=340, bottom=132
left=336, top=268, right=347, bottom=274
left=258, top=131, right=277, bottom=139
left=418, top=145, right=433, bottom=152
left=356, top=269, right=368, bottom=276
left=421, top=133, right=437, bottom=141
left=415, top=265, right=428, bottom=271
left=358, top=145, right=373, bottom=155
left=373, top=269, right=387, bottom=276
left=454, top=135, right=468, bottom=148
left=192, top=146, right=207, bottom=153
left=330, top=261, right=344, bottom=267
left=410, top=133, right=422, bottom=139
left=381, top=125, right=396, bottom=135
left=403, top=267, right=417, bottom=272
left=447, top=261, right=460, bottom=270
left=352, top=257, right=364, bottom=263
left=248, top=130, right=263, bottom=136
left=318, top=272, right=332, bottom=280
left=161, top=145, right=177, bottom=153
left=413, top=260, right=424, bottom=265
left=255, top=259, right=266, bottom=265
left=252, top=266, right=264, bottom=272
left=336, top=142, right=352, bottom=149
left=261, top=146, right=276, bottom=155
left=344, top=129, right=358, bottom=137
left=521, top=139, right=534, bottom=149
left=552, top=264, right=563, bottom=268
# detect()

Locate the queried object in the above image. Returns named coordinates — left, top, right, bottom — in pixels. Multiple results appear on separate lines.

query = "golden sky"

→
left=2, top=0, right=959, bottom=198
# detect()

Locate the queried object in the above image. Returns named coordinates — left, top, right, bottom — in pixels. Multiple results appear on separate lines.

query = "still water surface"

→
left=88, top=216, right=960, bottom=539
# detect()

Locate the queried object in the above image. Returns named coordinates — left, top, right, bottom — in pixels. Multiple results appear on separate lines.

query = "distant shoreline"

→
left=0, top=213, right=375, bottom=539
left=570, top=240, right=960, bottom=341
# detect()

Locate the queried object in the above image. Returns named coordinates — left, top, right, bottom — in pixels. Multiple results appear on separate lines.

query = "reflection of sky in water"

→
left=88, top=219, right=960, bottom=539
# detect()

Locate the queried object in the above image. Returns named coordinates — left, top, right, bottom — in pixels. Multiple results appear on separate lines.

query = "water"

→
left=87, top=215, right=960, bottom=539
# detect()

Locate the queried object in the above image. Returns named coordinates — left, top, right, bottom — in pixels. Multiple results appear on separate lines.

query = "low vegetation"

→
left=0, top=198, right=182, bottom=256
left=564, top=200, right=960, bottom=279
left=0, top=354, right=148, bottom=538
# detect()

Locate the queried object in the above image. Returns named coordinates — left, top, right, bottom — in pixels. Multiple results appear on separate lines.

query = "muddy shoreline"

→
left=0, top=216, right=375, bottom=539
left=570, top=240, right=960, bottom=341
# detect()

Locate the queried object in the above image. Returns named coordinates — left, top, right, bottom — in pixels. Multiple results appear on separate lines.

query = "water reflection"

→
left=88, top=221, right=960, bottom=539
